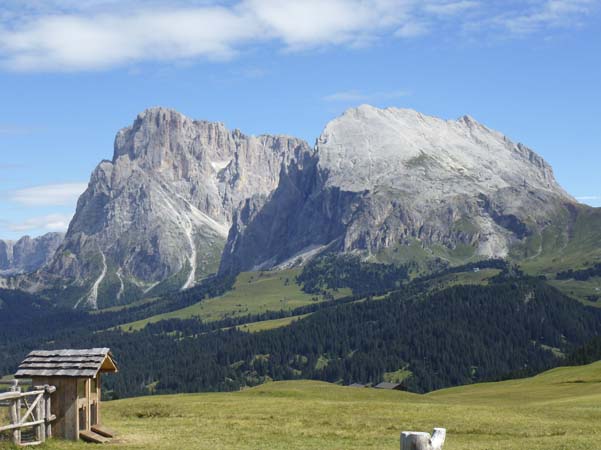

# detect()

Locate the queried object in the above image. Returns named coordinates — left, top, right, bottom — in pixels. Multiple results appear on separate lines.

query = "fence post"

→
left=44, top=385, right=53, bottom=439
left=8, top=380, right=21, bottom=445
left=35, top=387, right=46, bottom=443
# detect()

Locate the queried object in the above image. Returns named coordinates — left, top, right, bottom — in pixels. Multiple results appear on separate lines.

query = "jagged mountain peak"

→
left=220, top=105, right=578, bottom=275
left=316, top=105, right=571, bottom=201
left=0, top=232, right=64, bottom=276
left=8, top=105, right=583, bottom=307
left=32, top=108, right=311, bottom=308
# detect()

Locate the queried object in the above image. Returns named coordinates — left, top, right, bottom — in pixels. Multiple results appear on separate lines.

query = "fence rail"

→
left=0, top=380, right=55, bottom=446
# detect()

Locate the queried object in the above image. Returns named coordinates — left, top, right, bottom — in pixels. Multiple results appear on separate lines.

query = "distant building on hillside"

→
left=348, top=383, right=369, bottom=388
left=374, top=381, right=407, bottom=391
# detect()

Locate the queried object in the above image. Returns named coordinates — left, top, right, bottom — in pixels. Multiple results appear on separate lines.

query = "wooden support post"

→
left=8, top=380, right=21, bottom=446
left=401, top=428, right=446, bottom=450
left=44, top=385, right=54, bottom=439
left=35, top=394, right=46, bottom=442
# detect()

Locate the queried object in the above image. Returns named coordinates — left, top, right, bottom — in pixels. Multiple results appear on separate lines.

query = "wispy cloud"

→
left=11, top=182, right=87, bottom=206
left=395, top=22, right=429, bottom=38
left=0, top=0, right=412, bottom=71
left=491, top=0, right=597, bottom=35
left=576, top=195, right=601, bottom=201
left=0, top=1, right=597, bottom=72
left=423, top=1, right=479, bottom=16
left=323, top=89, right=411, bottom=102
left=7, top=213, right=73, bottom=233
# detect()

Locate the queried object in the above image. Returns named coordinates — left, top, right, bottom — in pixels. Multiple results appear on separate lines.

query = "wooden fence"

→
left=0, top=380, right=56, bottom=446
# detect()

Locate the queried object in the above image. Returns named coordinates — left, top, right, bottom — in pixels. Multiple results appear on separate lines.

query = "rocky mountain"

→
left=7, top=105, right=594, bottom=308
left=28, top=107, right=310, bottom=308
left=0, top=233, right=63, bottom=276
left=219, top=105, right=577, bottom=274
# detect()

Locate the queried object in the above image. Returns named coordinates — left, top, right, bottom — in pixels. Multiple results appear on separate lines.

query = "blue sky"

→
left=0, top=0, right=600, bottom=240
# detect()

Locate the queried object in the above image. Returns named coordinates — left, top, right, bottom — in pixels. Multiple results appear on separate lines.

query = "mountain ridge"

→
left=2, top=105, right=598, bottom=308
left=219, top=104, right=579, bottom=274
left=0, top=232, right=63, bottom=276
left=16, top=107, right=311, bottom=307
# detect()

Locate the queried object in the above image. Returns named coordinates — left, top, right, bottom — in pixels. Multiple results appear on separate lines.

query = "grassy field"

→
left=230, top=269, right=500, bottom=333
left=235, top=313, right=313, bottom=333
left=547, top=277, right=601, bottom=306
left=118, top=270, right=349, bottom=332
left=3, top=361, right=600, bottom=449
left=520, top=206, right=601, bottom=276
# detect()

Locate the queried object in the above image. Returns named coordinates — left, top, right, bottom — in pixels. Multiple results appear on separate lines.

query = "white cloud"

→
left=8, top=213, right=73, bottom=233
left=0, top=0, right=597, bottom=71
left=576, top=195, right=601, bottom=201
left=244, top=0, right=410, bottom=49
left=0, top=7, right=258, bottom=70
left=11, top=182, right=87, bottom=206
left=0, top=0, right=412, bottom=71
left=493, top=0, right=597, bottom=34
left=323, top=89, right=411, bottom=102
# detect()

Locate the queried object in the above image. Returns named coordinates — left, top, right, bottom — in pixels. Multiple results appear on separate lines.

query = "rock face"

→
left=10, top=105, right=582, bottom=307
left=0, top=233, right=63, bottom=276
left=219, top=105, right=575, bottom=274
left=38, top=107, right=310, bottom=308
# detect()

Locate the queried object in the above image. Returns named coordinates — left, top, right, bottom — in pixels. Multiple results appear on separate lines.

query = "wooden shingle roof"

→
left=15, top=348, right=118, bottom=378
left=374, top=381, right=404, bottom=390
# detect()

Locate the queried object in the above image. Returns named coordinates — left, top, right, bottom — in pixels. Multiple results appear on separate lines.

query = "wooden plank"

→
left=49, top=378, right=65, bottom=439
left=0, top=390, right=44, bottom=401
left=28, top=349, right=109, bottom=357
left=45, top=390, right=54, bottom=439
left=91, top=425, right=115, bottom=438
left=20, top=441, right=43, bottom=447
left=36, top=391, right=45, bottom=442
left=0, top=391, right=25, bottom=401
left=80, top=430, right=110, bottom=444
left=15, top=369, right=98, bottom=377
left=0, top=418, right=45, bottom=432
left=97, top=373, right=102, bottom=426
left=20, top=363, right=102, bottom=369
left=64, top=378, right=79, bottom=441
left=24, top=356, right=105, bottom=363
left=9, top=383, right=20, bottom=445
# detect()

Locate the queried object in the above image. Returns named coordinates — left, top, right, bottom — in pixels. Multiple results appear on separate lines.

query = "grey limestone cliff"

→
left=0, top=233, right=64, bottom=276
left=36, top=107, right=310, bottom=308
left=219, top=105, right=575, bottom=274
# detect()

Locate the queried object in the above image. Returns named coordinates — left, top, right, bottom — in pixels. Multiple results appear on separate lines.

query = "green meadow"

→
left=118, top=270, right=349, bottom=332
left=3, top=361, right=599, bottom=450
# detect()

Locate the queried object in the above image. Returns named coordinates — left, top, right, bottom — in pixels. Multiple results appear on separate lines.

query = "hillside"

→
left=118, top=269, right=348, bottom=332
left=6, top=361, right=600, bottom=450
left=3, top=268, right=600, bottom=398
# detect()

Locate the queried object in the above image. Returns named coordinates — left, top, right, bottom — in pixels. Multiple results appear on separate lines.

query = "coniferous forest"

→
left=2, top=260, right=601, bottom=399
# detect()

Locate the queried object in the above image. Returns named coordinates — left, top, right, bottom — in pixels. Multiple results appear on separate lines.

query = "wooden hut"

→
left=14, top=348, right=118, bottom=443
left=374, top=381, right=406, bottom=391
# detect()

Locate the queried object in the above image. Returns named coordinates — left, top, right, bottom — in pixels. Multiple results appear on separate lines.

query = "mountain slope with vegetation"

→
left=3, top=265, right=600, bottom=398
